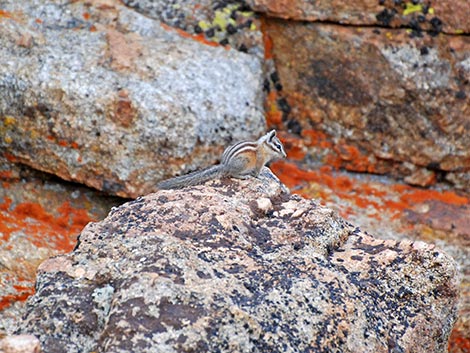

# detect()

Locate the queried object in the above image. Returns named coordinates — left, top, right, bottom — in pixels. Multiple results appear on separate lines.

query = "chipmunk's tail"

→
left=157, top=164, right=226, bottom=190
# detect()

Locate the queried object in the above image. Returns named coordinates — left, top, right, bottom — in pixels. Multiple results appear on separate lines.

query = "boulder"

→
left=0, top=0, right=265, bottom=198
left=264, top=19, right=470, bottom=189
left=247, top=0, right=470, bottom=34
left=17, top=169, right=459, bottom=352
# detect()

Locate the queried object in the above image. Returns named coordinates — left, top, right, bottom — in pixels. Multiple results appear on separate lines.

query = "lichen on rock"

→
left=0, top=0, right=266, bottom=198
left=15, top=168, right=459, bottom=353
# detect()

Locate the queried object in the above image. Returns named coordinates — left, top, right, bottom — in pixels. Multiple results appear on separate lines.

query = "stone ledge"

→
left=14, top=169, right=459, bottom=353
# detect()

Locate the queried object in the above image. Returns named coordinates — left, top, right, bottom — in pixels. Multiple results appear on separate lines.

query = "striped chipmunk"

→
left=157, top=130, right=287, bottom=190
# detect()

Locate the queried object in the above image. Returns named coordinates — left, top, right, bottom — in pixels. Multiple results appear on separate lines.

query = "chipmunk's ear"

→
left=267, top=130, right=276, bottom=140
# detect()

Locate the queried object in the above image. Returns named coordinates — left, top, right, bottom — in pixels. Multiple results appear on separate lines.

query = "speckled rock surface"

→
left=122, top=0, right=263, bottom=55
left=16, top=169, right=459, bottom=353
left=0, top=0, right=265, bottom=198
left=0, top=334, right=40, bottom=353
left=248, top=0, right=470, bottom=34
left=265, top=20, right=470, bottom=190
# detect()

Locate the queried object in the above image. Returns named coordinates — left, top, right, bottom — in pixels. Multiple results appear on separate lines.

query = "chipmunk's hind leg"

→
left=225, top=154, right=257, bottom=179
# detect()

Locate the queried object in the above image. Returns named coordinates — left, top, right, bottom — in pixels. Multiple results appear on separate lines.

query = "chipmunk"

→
left=157, top=130, right=287, bottom=189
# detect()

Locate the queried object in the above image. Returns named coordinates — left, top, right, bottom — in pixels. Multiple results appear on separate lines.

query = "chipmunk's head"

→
left=262, top=130, right=287, bottom=159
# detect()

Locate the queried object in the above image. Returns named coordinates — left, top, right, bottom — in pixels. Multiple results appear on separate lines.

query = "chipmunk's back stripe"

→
left=221, top=141, right=257, bottom=164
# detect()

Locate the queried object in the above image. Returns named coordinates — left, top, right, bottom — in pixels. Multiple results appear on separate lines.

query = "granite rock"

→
left=0, top=0, right=265, bottom=198
left=265, top=20, right=470, bottom=189
left=122, top=0, right=264, bottom=55
left=247, top=0, right=470, bottom=34
left=0, top=334, right=41, bottom=353
left=16, top=168, right=459, bottom=353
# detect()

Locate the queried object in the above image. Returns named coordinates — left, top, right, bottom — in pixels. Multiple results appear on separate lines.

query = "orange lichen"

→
left=0, top=170, right=13, bottom=179
left=338, top=205, right=356, bottom=218
left=301, top=129, right=332, bottom=149
left=354, top=197, right=381, bottom=210
left=0, top=10, right=13, bottom=19
left=260, top=18, right=274, bottom=60
left=272, top=161, right=317, bottom=186
left=285, top=147, right=305, bottom=161
left=265, top=91, right=283, bottom=126
left=271, top=161, right=319, bottom=198
left=272, top=159, right=470, bottom=226
left=13, top=202, right=54, bottom=224
left=334, top=175, right=353, bottom=191
left=319, top=165, right=333, bottom=173
left=0, top=197, right=97, bottom=310
left=330, top=143, right=377, bottom=173
left=297, top=131, right=383, bottom=174
left=0, top=288, right=35, bottom=311
left=334, top=143, right=360, bottom=161
left=449, top=330, right=470, bottom=353
left=12, top=284, right=33, bottom=292
left=45, top=135, right=81, bottom=150
left=58, top=201, right=93, bottom=230
left=399, top=188, right=468, bottom=206
left=0, top=199, right=94, bottom=249
left=392, top=184, right=409, bottom=193
left=3, top=152, right=17, bottom=162
left=160, top=22, right=222, bottom=48
left=0, top=196, right=12, bottom=211
left=83, top=12, right=90, bottom=20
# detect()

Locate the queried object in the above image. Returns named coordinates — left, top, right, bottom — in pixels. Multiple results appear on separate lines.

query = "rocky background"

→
left=0, top=0, right=469, bottom=352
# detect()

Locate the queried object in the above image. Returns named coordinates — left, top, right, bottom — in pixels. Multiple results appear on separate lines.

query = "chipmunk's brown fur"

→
left=157, top=130, right=286, bottom=190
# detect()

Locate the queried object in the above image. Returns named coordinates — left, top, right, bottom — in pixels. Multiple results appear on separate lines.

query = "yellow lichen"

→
left=3, top=116, right=16, bottom=126
left=403, top=3, right=422, bottom=16
left=213, top=12, right=229, bottom=30
left=30, top=130, right=39, bottom=139
left=213, top=4, right=239, bottom=31
left=3, top=135, right=12, bottom=144
left=239, top=11, right=253, bottom=18
left=197, top=21, right=211, bottom=31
